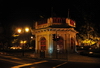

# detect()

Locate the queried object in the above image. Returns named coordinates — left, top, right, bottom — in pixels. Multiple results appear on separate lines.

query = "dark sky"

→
left=0, top=0, right=100, bottom=29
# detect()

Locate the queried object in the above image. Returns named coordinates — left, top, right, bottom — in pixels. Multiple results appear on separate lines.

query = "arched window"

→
left=40, top=37, right=46, bottom=50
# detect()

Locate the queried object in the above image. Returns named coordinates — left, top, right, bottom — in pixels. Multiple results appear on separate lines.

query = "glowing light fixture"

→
left=89, top=52, right=93, bottom=54
left=18, top=28, right=22, bottom=33
left=25, top=27, right=29, bottom=32
left=49, top=46, right=53, bottom=54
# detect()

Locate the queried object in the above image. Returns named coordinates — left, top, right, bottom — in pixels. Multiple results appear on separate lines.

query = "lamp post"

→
left=17, top=27, right=30, bottom=56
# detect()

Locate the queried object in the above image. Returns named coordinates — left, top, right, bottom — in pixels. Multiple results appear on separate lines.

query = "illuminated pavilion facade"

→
left=32, top=17, right=78, bottom=58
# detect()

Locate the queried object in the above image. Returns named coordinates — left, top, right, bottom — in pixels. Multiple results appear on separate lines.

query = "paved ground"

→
left=24, top=53, right=100, bottom=63
left=0, top=52, right=100, bottom=63
left=68, top=53, right=100, bottom=63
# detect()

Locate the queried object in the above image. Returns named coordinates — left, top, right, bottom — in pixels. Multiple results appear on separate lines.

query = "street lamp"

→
left=17, top=27, right=30, bottom=56
left=17, top=28, right=22, bottom=33
left=25, top=27, right=29, bottom=32
left=17, top=27, right=30, bottom=33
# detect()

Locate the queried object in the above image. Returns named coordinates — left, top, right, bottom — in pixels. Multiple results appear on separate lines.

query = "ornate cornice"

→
left=32, top=28, right=78, bottom=34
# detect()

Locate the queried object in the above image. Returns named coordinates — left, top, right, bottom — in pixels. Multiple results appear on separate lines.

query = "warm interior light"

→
left=20, top=40, right=27, bottom=43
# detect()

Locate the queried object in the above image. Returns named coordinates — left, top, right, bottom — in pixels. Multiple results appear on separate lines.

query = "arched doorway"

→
left=56, top=36, right=64, bottom=53
left=40, top=37, right=46, bottom=58
left=55, top=36, right=65, bottom=59
left=71, top=37, right=75, bottom=52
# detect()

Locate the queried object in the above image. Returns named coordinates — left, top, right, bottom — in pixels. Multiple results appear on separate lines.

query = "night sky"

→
left=0, top=0, right=100, bottom=31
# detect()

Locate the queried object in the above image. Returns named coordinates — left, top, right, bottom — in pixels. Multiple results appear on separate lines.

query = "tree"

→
left=77, top=22, right=99, bottom=46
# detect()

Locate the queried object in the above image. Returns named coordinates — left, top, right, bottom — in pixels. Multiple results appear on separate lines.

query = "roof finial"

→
left=68, top=9, right=70, bottom=18
left=51, top=7, right=53, bottom=17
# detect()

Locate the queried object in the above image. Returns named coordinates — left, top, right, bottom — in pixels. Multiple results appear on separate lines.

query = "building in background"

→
left=32, top=17, right=78, bottom=58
